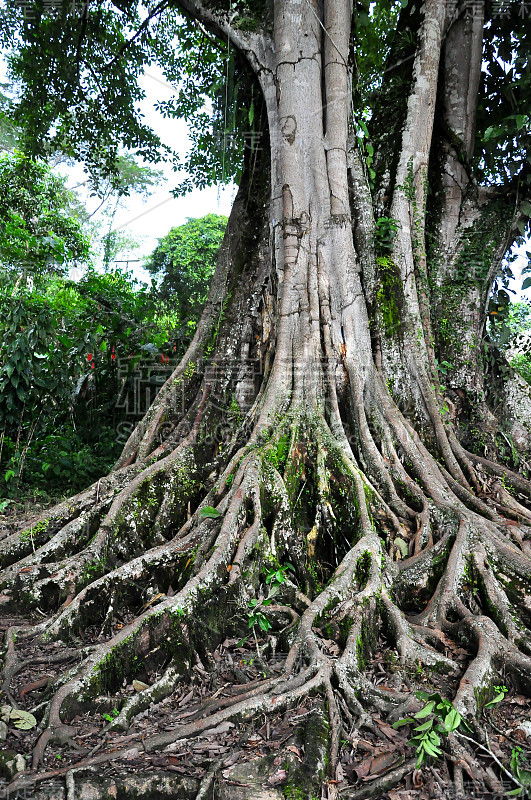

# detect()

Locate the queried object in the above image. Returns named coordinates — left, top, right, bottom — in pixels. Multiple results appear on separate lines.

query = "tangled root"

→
left=2, top=402, right=531, bottom=798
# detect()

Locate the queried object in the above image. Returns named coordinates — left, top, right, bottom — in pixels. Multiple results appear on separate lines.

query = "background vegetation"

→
left=0, top=150, right=227, bottom=507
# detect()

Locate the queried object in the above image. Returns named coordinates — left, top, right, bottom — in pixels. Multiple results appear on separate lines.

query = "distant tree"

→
left=84, top=153, right=163, bottom=269
left=0, top=151, right=89, bottom=281
left=145, top=213, right=227, bottom=324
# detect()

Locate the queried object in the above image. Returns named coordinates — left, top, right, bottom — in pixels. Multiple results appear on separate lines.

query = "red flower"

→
left=87, top=353, right=93, bottom=362
left=111, top=352, right=116, bottom=361
left=91, top=362, right=95, bottom=370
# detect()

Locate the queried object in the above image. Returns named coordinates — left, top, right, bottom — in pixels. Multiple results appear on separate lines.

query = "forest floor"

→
left=1, top=506, right=531, bottom=800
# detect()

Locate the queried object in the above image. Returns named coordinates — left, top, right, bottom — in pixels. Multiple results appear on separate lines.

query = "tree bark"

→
left=2, top=2, right=531, bottom=797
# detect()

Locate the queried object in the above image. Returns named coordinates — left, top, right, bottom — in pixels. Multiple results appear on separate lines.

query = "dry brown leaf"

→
left=287, top=745, right=302, bottom=761
left=365, top=750, right=399, bottom=778
left=353, top=756, right=372, bottom=780
left=268, top=769, right=287, bottom=786
left=178, top=690, right=194, bottom=706
left=132, top=679, right=149, bottom=692
left=375, top=719, right=402, bottom=741
left=510, top=696, right=527, bottom=706
left=412, top=768, right=424, bottom=788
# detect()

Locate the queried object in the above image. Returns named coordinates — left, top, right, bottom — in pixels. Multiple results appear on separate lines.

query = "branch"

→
left=104, top=0, right=169, bottom=70
left=176, top=0, right=273, bottom=76
left=75, top=0, right=91, bottom=81
left=455, top=731, right=522, bottom=791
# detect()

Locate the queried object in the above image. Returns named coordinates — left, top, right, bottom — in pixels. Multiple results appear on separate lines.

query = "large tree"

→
left=1, top=0, right=531, bottom=797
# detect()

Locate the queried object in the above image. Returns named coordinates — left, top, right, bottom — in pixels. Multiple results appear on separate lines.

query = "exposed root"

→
left=2, top=399, right=531, bottom=798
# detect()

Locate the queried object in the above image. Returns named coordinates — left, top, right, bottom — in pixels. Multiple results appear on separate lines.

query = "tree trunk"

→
left=2, top=1, right=531, bottom=797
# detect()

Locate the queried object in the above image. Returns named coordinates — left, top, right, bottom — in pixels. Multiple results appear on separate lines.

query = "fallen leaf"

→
left=412, top=768, right=424, bottom=788
left=376, top=718, right=402, bottom=741
left=132, top=679, right=150, bottom=692
left=9, top=709, right=37, bottom=730
left=510, top=696, right=527, bottom=706
left=366, top=750, right=400, bottom=778
left=394, top=537, right=409, bottom=559
left=287, top=745, right=302, bottom=761
left=207, top=721, right=234, bottom=735
left=178, top=690, right=194, bottom=706
left=268, top=769, right=287, bottom=786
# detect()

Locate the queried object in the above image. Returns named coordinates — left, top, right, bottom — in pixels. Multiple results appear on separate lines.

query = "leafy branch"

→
left=393, top=691, right=469, bottom=768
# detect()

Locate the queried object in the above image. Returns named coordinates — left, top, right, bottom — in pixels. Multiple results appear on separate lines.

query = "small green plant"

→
left=507, top=747, right=531, bottom=796
left=199, top=505, right=221, bottom=519
left=484, top=684, right=507, bottom=709
left=102, top=707, right=120, bottom=723
left=243, top=562, right=295, bottom=642
left=265, top=562, right=294, bottom=592
left=435, top=358, right=453, bottom=376
left=374, top=216, right=399, bottom=253
left=393, top=691, right=467, bottom=768
left=247, top=599, right=271, bottom=633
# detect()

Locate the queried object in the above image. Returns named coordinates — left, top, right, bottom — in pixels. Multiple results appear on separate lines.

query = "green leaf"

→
left=414, top=701, right=435, bottom=719
left=506, top=789, right=523, bottom=796
left=519, top=770, right=531, bottom=787
left=421, top=739, right=442, bottom=757
left=100, top=340, right=108, bottom=352
left=199, top=506, right=221, bottom=519
left=392, top=717, right=414, bottom=728
left=258, top=615, right=271, bottom=632
left=443, top=708, right=461, bottom=731
left=394, top=537, right=409, bottom=558
left=9, top=709, right=37, bottom=729
left=484, top=691, right=506, bottom=708
left=414, top=719, right=434, bottom=732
